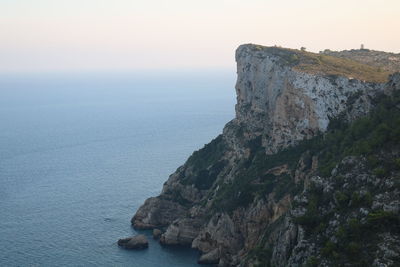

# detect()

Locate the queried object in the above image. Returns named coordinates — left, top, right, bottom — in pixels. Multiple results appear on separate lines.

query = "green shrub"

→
left=321, top=241, right=337, bottom=257
left=305, top=256, right=319, bottom=267
left=294, top=196, right=322, bottom=229
left=348, top=218, right=362, bottom=239
left=335, top=226, right=347, bottom=241
left=335, top=192, right=349, bottom=208
left=367, top=210, right=399, bottom=226
left=351, top=192, right=361, bottom=206
left=364, top=192, right=373, bottom=207
left=346, top=242, right=361, bottom=257
left=252, top=246, right=272, bottom=267
left=294, top=212, right=321, bottom=228
left=352, top=191, right=373, bottom=208
left=367, top=155, right=380, bottom=168
left=372, top=167, right=386, bottom=177
left=394, top=158, right=400, bottom=169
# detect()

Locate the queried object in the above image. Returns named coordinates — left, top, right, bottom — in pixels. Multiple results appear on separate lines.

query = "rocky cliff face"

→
left=234, top=45, right=384, bottom=154
left=131, top=44, right=400, bottom=266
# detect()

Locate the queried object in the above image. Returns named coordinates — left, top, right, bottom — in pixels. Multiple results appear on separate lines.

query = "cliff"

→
left=233, top=45, right=388, bottom=154
left=131, top=44, right=400, bottom=266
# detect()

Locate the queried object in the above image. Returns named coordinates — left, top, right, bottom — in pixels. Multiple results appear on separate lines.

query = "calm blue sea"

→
left=0, top=71, right=236, bottom=266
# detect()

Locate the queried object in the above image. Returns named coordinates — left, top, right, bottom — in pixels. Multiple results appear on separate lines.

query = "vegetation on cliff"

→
left=249, top=87, right=400, bottom=266
left=210, top=86, right=399, bottom=216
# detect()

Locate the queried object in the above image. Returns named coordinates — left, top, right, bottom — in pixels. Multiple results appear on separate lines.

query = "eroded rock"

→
left=152, top=229, right=162, bottom=239
left=198, top=248, right=220, bottom=265
left=117, top=235, right=149, bottom=250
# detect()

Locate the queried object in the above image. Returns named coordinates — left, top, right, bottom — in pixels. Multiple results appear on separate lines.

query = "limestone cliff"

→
left=130, top=44, right=400, bottom=266
left=234, top=45, right=385, bottom=154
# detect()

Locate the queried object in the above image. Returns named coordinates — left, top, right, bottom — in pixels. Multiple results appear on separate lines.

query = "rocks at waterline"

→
left=198, top=248, right=220, bottom=265
left=152, top=229, right=162, bottom=239
left=117, top=234, right=148, bottom=250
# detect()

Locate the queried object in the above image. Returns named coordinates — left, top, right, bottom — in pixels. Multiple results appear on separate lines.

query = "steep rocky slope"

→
left=131, top=44, right=400, bottom=266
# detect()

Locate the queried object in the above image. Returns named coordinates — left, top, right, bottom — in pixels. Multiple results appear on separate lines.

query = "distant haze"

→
left=1, top=0, right=399, bottom=72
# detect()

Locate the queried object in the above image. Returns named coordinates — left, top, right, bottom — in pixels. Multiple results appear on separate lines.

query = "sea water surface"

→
left=0, top=71, right=236, bottom=266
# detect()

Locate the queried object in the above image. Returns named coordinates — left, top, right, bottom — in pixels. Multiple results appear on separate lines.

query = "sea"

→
left=0, top=71, right=236, bottom=266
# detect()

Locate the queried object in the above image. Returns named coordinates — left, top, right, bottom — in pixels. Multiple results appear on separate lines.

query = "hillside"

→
left=130, top=44, right=400, bottom=266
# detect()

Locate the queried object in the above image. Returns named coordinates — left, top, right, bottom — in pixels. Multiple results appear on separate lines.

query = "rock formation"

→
left=131, top=44, right=400, bottom=266
left=152, top=229, right=162, bottom=239
left=118, top=234, right=149, bottom=250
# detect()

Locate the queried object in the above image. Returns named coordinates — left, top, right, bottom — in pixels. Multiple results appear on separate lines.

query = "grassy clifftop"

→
left=321, top=48, right=400, bottom=73
left=249, top=44, right=392, bottom=83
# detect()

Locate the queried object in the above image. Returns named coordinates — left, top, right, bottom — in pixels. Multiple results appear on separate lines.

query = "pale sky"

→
left=1, top=0, right=399, bottom=72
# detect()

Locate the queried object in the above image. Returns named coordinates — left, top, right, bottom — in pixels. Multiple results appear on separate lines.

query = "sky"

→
left=1, top=0, right=399, bottom=72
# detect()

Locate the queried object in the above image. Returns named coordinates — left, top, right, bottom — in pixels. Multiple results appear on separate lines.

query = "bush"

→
left=367, top=155, right=380, bottom=168
left=364, top=192, right=373, bottom=207
left=183, top=135, right=227, bottom=190
left=346, top=242, right=361, bottom=257
left=394, top=158, right=400, bottom=170
left=305, top=256, right=319, bottom=267
left=372, top=167, right=387, bottom=178
left=348, top=218, right=362, bottom=239
left=367, top=210, right=399, bottom=226
left=335, top=192, right=349, bottom=208
left=250, top=245, right=272, bottom=267
left=321, top=241, right=337, bottom=257
left=351, top=191, right=373, bottom=208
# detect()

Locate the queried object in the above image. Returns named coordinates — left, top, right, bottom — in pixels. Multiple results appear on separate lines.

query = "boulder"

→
left=153, top=229, right=162, bottom=239
left=118, top=234, right=148, bottom=249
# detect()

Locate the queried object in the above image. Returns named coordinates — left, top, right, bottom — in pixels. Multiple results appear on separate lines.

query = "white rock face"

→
left=234, top=44, right=384, bottom=153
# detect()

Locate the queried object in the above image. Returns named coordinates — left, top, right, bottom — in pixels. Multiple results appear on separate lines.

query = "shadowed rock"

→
left=198, top=248, right=220, bottom=265
left=152, top=229, right=162, bottom=239
left=117, top=235, right=148, bottom=250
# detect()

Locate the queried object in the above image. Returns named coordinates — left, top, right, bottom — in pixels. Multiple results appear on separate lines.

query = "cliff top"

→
left=239, top=44, right=393, bottom=83
left=320, top=48, right=400, bottom=73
